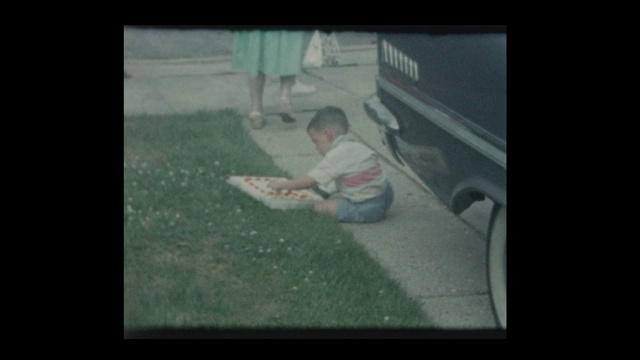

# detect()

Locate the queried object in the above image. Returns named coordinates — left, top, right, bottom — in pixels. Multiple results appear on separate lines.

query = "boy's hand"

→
left=267, top=180, right=285, bottom=192
left=267, top=176, right=316, bottom=192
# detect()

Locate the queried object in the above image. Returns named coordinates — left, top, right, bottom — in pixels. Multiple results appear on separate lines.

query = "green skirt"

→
left=232, top=30, right=304, bottom=77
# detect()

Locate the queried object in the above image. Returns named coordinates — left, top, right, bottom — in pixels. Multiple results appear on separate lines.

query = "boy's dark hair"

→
left=307, top=106, right=349, bottom=134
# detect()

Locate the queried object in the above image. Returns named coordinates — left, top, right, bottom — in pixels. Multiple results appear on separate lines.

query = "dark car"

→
left=364, top=28, right=506, bottom=328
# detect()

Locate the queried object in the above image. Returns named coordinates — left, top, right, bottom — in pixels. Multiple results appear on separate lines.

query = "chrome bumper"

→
left=363, top=94, right=404, bottom=165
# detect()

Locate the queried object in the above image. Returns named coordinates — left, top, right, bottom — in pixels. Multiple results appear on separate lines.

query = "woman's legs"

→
left=279, top=75, right=296, bottom=123
left=248, top=72, right=266, bottom=114
left=247, top=73, right=266, bottom=129
left=247, top=73, right=297, bottom=126
left=279, top=75, right=295, bottom=103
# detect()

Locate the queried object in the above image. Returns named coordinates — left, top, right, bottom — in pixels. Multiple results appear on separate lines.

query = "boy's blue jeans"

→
left=336, top=183, right=394, bottom=223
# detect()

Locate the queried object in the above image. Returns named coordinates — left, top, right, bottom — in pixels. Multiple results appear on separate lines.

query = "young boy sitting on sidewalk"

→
left=267, top=106, right=394, bottom=223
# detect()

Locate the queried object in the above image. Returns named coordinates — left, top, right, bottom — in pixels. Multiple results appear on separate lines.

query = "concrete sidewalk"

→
left=124, top=45, right=497, bottom=329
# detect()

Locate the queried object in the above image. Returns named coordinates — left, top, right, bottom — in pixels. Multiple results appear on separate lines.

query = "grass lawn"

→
left=124, top=109, right=433, bottom=330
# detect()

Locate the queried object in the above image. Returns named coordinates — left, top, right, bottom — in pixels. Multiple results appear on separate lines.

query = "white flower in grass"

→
left=250, top=230, right=257, bottom=236
left=126, top=205, right=134, bottom=213
left=175, top=213, right=180, bottom=218
left=273, top=265, right=278, bottom=269
left=169, top=171, right=174, bottom=177
left=279, top=238, right=285, bottom=243
left=336, top=239, right=341, bottom=244
left=384, top=316, right=389, bottom=322
left=266, top=248, right=271, bottom=253
left=214, top=161, right=220, bottom=167
left=287, top=247, right=292, bottom=251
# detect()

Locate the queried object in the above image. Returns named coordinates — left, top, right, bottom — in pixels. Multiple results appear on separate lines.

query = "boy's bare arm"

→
left=267, top=176, right=317, bottom=191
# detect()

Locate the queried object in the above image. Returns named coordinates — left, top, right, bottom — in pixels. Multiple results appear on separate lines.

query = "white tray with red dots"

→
left=227, top=176, right=323, bottom=210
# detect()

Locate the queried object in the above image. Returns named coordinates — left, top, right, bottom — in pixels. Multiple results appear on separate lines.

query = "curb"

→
left=124, top=44, right=378, bottom=65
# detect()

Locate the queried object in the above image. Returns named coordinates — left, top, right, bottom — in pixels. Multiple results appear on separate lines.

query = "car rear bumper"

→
left=363, top=94, right=404, bottom=166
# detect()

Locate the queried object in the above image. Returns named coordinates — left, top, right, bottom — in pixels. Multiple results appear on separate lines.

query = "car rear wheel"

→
left=487, top=204, right=506, bottom=329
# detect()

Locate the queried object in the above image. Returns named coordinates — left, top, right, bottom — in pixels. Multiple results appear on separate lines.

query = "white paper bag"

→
left=302, top=30, right=323, bottom=68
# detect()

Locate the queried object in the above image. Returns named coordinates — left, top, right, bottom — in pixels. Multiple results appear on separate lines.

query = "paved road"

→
left=124, top=26, right=377, bottom=60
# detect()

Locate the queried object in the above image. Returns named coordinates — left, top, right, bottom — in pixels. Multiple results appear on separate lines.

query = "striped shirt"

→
left=308, top=134, right=388, bottom=202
